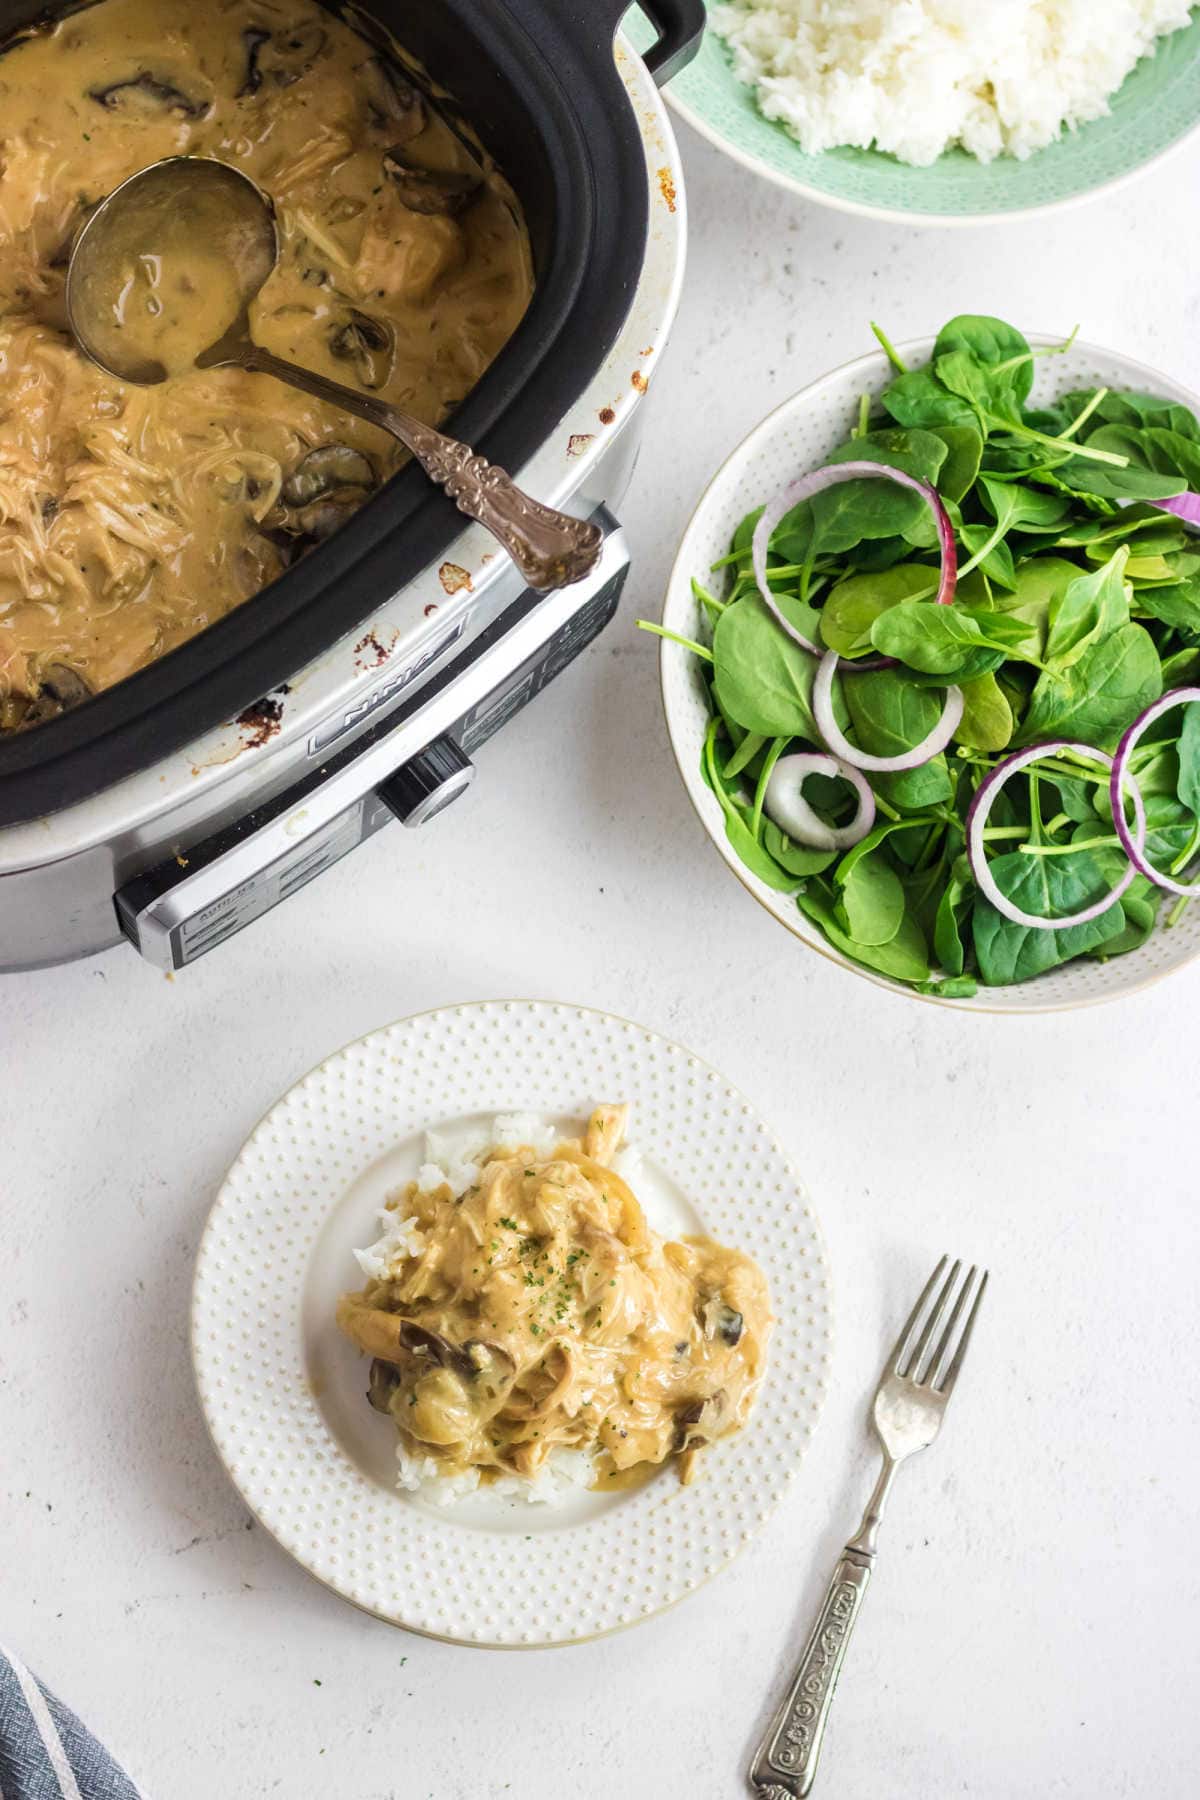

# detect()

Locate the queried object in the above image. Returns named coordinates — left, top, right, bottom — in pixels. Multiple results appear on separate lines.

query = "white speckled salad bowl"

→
left=659, top=335, right=1200, bottom=1013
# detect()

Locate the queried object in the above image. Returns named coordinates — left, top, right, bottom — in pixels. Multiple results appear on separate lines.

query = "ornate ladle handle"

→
left=242, top=346, right=602, bottom=590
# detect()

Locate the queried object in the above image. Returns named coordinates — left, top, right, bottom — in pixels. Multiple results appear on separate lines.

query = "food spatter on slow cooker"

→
left=337, top=1104, right=773, bottom=1494
left=0, top=0, right=534, bottom=731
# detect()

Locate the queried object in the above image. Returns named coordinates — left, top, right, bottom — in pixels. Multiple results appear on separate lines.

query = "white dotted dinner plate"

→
left=191, top=1001, right=832, bottom=1648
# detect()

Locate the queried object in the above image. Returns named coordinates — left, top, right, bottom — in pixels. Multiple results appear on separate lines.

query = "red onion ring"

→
left=1144, top=492, right=1200, bottom=530
left=1110, top=687, right=1200, bottom=897
left=967, top=742, right=1137, bottom=930
left=812, top=648, right=964, bottom=773
left=763, top=751, right=876, bottom=851
left=751, top=459, right=958, bottom=672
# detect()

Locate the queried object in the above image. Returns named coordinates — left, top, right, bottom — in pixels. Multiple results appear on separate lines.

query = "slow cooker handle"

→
left=629, top=1, right=705, bottom=86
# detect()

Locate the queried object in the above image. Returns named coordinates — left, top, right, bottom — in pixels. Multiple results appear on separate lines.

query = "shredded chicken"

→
left=337, top=1106, right=773, bottom=1490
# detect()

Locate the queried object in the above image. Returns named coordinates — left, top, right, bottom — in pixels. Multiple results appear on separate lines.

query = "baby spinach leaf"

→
left=977, top=475, right=1072, bottom=535
left=826, top=428, right=948, bottom=487
left=930, top=425, right=983, bottom=502
left=834, top=849, right=905, bottom=946
left=959, top=522, right=1017, bottom=589
left=761, top=820, right=836, bottom=877
left=972, top=850, right=1126, bottom=985
left=881, top=367, right=978, bottom=433
left=711, top=597, right=825, bottom=740
left=1133, top=575, right=1200, bottom=633
left=1162, top=648, right=1200, bottom=688
left=797, top=886, right=932, bottom=983
left=1054, top=505, right=1184, bottom=549
left=985, top=556, right=1080, bottom=662
left=933, top=853, right=973, bottom=977
left=934, top=314, right=1035, bottom=417
left=1088, top=875, right=1159, bottom=959
left=956, top=673, right=1014, bottom=751
left=819, top=563, right=936, bottom=657
left=843, top=668, right=954, bottom=809
left=1060, top=388, right=1200, bottom=441
left=917, top=975, right=979, bottom=997
left=702, top=724, right=800, bottom=893
left=730, top=506, right=764, bottom=559
left=933, top=350, right=992, bottom=425
left=1042, top=549, right=1130, bottom=670
left=721, top=730, right=767, bottom=779
left=1016, top=622, right=1162, bottom=749
left=1087, top=423, right=1200, bottom=490
left=1176, top=702, right=1200, bottom=818
left=871, top=600, right=1032, bottom=677
left=843, top=665, right=947, bottom=753
left=808, top=478, right=926, bottom=556
left=1049, top=456, right=1188, bottom=503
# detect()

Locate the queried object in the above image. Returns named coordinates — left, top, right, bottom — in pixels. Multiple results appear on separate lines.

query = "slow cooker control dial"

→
left=377, top=736, right=475, bottom=828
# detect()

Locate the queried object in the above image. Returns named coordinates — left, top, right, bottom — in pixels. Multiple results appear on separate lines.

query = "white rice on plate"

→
left=711, top=0, right=1196, bottom=166
left=353, top=1113, right=646, bottom=1506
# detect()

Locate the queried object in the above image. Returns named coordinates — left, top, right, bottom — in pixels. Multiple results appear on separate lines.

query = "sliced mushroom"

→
left=328, top=310, right=393, bottom=391
left=366, top=1358, right=401, bottom=1415
left=359, top=55, right=425, bottom=140
left=382, top=146, right=482, bottom=217
left=236, top=26, right=271, bottom=97
left=289, top=497, right=362, bottom=542
left=18, top=663, right=93, bottom=729
left=395, top=1322, right=515, bottom=1397
left=88, top=72, right=212, bottom=119
left=240, top=21, right=326, bottom=94
left=673, top=1389, right=728, bottom=1454
left=256, top=522, right=307, bottom=562
left=699, top=1294, right=744, bottom=1347
left=282, top=444, right=375, bottom=509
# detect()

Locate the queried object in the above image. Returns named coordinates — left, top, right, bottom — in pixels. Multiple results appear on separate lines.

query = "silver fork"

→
left=749, top=1255, right=988, bottom=1799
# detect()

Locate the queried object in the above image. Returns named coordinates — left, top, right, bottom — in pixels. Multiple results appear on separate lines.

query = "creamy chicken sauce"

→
left=337, top=1107, right=773, bottom=1488
left=72, top=166, right=278, bottom=380
left=0, top=0, right=534, bottom=731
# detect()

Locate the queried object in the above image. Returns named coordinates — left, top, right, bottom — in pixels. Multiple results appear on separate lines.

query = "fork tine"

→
left=924, top=1262, right=975, bottom=1386
left=889, top=1254, right=948, bottom=1375
left=899, top=1257, right=961, bottom=1380
left=936, top=1268, right=989, bottom=1396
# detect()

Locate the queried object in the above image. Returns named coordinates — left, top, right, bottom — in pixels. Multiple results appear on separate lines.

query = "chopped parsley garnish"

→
left=498, top=1217, right=519, bottom=1231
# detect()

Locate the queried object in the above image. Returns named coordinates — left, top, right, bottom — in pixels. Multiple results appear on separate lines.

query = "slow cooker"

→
left=0, top=0, right=700, bottom=970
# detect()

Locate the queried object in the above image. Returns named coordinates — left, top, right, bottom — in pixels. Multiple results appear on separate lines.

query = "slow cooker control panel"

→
left=115, top=517, right=629, bottom=970
left=378, top=736, right=476, bottom=828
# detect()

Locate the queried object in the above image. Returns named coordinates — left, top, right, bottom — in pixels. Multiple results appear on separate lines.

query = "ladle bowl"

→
left=67, top=156, right=601, bottom=590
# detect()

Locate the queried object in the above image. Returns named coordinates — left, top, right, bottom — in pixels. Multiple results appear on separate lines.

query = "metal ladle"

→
left=66, top=156, right=602, bottom=591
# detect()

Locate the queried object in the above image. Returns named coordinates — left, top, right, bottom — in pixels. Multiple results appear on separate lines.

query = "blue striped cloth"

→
left=0, top=1648, right=143, bottom=1800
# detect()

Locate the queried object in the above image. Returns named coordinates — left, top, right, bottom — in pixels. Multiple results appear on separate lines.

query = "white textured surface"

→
left=193, top=1002, right=830, bottom=1645
left=4, top=112, right=1200, bottom=1800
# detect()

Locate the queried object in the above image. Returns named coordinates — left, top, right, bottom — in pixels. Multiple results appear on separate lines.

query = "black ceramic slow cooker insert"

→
left=0, top=0, right=704, bottom=825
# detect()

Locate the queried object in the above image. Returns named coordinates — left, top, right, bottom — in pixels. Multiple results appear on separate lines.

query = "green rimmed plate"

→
left=627, top=6, right=1200, bottom=224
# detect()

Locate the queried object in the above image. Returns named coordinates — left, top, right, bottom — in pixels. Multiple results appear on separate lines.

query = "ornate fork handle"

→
left=748, top=1554, right=872, bottom=1799
left=386, top=412, right=603, bottom=591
